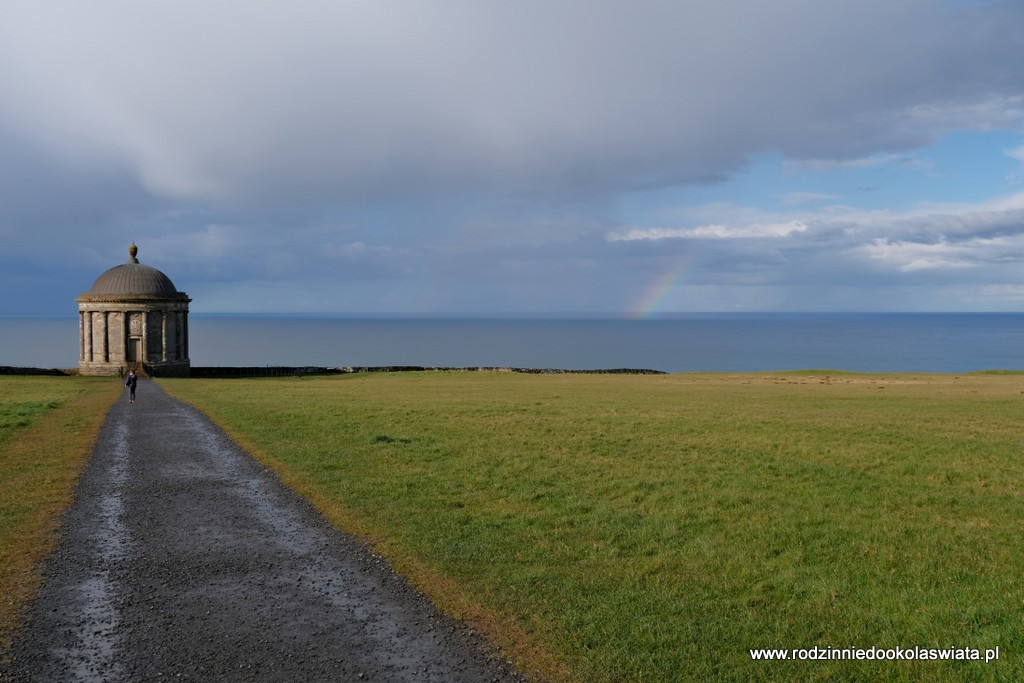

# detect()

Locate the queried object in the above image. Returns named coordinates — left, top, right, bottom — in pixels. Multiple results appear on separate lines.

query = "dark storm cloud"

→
left=0, top=1, right=1023, bottom=313
left=2, top=1, right=1021, bottom=204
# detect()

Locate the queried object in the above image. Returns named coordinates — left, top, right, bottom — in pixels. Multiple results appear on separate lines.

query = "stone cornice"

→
left=76, top=293, right=191, bottom=304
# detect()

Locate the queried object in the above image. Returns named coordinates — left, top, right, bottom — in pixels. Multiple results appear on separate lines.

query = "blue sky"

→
left=2, top=0, right=1024, bottom=316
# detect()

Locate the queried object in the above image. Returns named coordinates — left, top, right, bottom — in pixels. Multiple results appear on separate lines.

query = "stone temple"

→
left=76, top=243, right=191, bottom=377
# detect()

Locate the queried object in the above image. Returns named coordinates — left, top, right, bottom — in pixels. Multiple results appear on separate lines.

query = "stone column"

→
left=85, top=312, right=94, bottom=362
left=177, top=311, right=185, bottom=360
left=79, top=312, right=85, bottom=362
left=161, top=310, right=168, bottom=362
left=141, top=312, right=148, bottom=364
left=101, top=311, right=110, bottom=363
left=123, top=312, right=130, bottom=364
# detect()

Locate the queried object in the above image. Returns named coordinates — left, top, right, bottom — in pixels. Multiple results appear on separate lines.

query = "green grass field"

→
left=160, top=371, right=1024, bottom=682
left=0, top=376, right=121, bottom=654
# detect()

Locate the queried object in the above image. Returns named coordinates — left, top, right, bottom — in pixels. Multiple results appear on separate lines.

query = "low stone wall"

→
left=338, top=366, right=666, bottom=375
left=190, top=366, right=343, bottom=378
left=0, top=366, right=76, bottom=376
left=193, top=366, right=665, bottom=377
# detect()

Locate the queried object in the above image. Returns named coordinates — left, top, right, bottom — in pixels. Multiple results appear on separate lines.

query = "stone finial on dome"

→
left=129, top=242, right=139, bottom=263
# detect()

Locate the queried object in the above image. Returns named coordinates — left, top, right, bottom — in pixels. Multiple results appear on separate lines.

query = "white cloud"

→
left=859, top=238, right=987, bottom=271
left=606, top=190, right=1024, bottom=284
left=608, top=221, right=809, bottom=241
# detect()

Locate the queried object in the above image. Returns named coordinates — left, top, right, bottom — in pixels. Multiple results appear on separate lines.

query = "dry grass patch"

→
left=0, top=377, right=121, bottom=656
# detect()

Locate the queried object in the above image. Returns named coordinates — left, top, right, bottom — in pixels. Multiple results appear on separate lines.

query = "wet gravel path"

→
left=4, top=380, right=525, bottom=682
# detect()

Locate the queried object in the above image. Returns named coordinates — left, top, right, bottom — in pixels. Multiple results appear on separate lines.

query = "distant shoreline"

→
left=0, top=365, right=667, bottom=377
left=8, top=365, right=1024, bottom=379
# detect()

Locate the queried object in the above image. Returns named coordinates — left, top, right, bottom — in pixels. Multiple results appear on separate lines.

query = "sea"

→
left=2, top=313, right=1023, bottom=374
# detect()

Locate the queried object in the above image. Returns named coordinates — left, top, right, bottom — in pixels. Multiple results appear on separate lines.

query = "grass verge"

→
left=0, top=376, right=121, bottom=657
left=161, top=371, right=1024, bottom=682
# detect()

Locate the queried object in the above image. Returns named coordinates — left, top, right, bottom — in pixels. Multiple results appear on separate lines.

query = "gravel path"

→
left=4, top=380, right=525, bottom=682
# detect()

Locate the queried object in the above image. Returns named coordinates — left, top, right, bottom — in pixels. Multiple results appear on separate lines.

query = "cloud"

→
left=981, top=284, right=1024, bottom=300
left=2, top=1, right=1024, bottom=315
left=0, top=0, right=1022, bottom=207
left=605, top=191, right=1024, bottom=287
left=784, top=155, right=905, bottom=173
left=1008, top=143, right=1024, bottom=163
left=858, top=237, right=1005, bottom=271
left=779, top=192, right=843, bottom=207
left=608, top=221, right=809, bottom=241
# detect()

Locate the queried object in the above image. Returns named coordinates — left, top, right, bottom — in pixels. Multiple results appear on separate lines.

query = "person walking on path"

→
left=3, top=380, right=522, bottom=682
left=124, top=370, right=137, bottom=403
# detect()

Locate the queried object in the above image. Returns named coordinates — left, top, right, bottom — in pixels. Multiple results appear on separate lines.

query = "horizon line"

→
left=3, top=310, right=1023, bottom=321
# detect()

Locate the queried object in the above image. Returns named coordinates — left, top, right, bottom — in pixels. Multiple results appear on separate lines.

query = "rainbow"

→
left=629, top=256, right=690, bottom=319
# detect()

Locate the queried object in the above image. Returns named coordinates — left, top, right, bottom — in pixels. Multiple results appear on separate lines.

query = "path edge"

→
left=0, top=379, right=123, bottom=663
left=158, top=378, right=566, bottom=683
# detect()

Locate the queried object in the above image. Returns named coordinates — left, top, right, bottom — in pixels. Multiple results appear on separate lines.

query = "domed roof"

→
left=86, top=243, right=182, bottom=296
